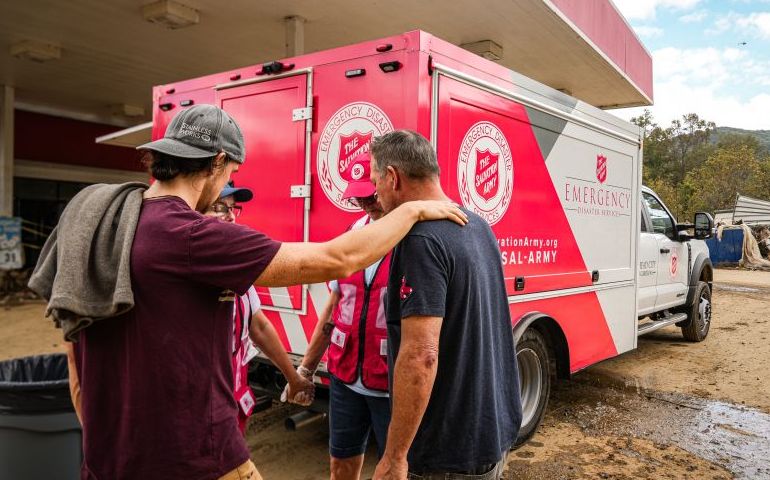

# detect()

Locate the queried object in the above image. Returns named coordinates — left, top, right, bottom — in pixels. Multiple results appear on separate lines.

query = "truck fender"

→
left=686, top=253, right=713, bottom=306
left=512, top=312, right=570, bottom=380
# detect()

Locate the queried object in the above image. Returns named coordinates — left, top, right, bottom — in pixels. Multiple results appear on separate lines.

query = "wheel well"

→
left=521, top=316, right=570, bottom=380
left=700, top=263, right=713, bottom=288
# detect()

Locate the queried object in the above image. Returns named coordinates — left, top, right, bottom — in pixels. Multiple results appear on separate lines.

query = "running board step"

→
left=637, top=313, right=689, bottom=336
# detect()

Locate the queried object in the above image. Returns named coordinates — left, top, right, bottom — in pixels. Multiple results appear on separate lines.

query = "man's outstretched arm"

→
left=255, top=201, right=466, bottom=287
left=373, top=315, right=443, bottom=480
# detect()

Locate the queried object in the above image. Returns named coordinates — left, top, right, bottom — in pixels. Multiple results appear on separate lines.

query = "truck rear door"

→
left=216, top=73, right=311, bottom=314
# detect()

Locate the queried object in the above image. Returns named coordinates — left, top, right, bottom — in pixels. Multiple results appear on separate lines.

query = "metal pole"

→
left=0, top=85, right=14, bottom=216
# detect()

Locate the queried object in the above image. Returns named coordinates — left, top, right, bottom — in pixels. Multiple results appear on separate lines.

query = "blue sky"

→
left=610, top=0, right=770, bottom=130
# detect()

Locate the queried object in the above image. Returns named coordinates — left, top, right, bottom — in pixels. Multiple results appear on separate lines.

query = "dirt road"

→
left=247, top=269, right=770, bottom=479
left=2, top=269, right=769, bottom=479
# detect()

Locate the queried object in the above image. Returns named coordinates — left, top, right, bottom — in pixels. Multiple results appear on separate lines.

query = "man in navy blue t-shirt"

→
left=370, top=130, right=522, bottom=480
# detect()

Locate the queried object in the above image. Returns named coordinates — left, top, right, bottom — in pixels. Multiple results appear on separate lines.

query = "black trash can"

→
left=0, top=353, right=81, bottom=480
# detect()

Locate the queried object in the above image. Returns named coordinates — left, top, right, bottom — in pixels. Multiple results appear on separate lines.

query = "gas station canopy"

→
left=1, top=0, right=651, bottom=129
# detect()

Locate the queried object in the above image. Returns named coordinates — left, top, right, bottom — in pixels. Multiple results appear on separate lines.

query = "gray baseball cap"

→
left=137, top=104, right=246, bottom=163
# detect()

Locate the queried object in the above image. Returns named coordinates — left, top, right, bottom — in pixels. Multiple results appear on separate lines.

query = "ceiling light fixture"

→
left=142, top=0, right=199, bottom=29
left=10, top=40, right=61, bottom=63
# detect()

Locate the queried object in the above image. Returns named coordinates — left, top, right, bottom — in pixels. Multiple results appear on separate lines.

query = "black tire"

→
left=680, top=281, right=712, bottom=342
left=513, top=328, right=552, bottom=447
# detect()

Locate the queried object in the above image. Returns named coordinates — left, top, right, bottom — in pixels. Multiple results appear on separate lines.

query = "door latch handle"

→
left=660, top=248, right=670, bottom=254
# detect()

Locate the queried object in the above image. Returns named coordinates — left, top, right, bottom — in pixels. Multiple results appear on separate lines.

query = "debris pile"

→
left=716, top=222, right=770, bottom=269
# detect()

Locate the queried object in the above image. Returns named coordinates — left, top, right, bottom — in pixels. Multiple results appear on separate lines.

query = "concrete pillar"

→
left=0, top=85, right=13, bottom=216
left=285, top=16, right=305, bottom=57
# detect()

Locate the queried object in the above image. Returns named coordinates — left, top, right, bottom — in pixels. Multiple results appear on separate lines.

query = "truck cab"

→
left=637, top=186, right=714, bottom=341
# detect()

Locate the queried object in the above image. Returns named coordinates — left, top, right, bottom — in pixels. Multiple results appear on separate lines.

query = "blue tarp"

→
left=705, top=228, right=744, bottom=265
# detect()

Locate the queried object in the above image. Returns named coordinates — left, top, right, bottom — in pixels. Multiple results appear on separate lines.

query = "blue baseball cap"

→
left=219, top=181, right=253, bottom=202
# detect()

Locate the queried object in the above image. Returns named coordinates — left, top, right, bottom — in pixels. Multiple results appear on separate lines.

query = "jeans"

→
left=329, top=376, right=391, bottom=459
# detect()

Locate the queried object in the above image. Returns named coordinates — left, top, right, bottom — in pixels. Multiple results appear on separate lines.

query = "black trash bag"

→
left=0, top=354, right=73, bottom=414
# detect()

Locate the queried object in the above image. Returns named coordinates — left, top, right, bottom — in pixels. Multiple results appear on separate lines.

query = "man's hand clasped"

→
left=373, top=454, right=409, bottom=480
left=409, top=200, right=468, bottom=226
left=280, top=365, right=316, bottom=406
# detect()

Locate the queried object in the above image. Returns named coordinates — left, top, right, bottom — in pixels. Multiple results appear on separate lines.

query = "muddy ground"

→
left=2, top=269, right=769, bottom=479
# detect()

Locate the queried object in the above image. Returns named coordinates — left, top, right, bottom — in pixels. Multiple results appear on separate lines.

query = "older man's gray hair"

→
left=370, top=130, right=440, bottom=179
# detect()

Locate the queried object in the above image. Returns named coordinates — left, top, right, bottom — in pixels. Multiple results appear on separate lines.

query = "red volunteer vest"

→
left=232, top=292, right=256, bottom=433
left=326, top=218, right=391, bottom=392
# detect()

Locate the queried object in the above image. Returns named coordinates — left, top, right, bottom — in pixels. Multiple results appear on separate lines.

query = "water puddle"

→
left=687, top=399, right=770, bottom=479
left=714, top=284, right=762, bottom=293
left=555, top=373, right=770, bottom=479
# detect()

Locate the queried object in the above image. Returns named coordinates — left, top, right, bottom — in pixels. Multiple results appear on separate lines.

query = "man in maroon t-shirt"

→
left=72, top=104, right=467, bottom=480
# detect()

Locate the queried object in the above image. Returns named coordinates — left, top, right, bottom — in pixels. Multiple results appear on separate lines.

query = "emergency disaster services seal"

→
left=457, top=121, right=513, bottom=225
left=317, top=102, right=393, bottom=212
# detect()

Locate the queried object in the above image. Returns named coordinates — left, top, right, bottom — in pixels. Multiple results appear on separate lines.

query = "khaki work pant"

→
left=217, top=460, right=263, bottom=480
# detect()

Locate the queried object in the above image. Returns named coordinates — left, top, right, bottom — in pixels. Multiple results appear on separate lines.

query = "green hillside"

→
left=714, top=126, right=770, bottom=152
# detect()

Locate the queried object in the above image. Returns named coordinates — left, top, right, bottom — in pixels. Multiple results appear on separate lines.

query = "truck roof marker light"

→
left=165, top=88, right=175, bottom=94
left=259, top=61, right=295, bottom=75
left=345, top=68, right=366, bottom=78
left=229, top=74, right=241, bottom=81
left=379, top=61, right=402, bottom=73
left=159, top=103, right=174, bottom=112
left=179, top=99, right=194, bottom=107
left=376, top=44, right=393, bottom=52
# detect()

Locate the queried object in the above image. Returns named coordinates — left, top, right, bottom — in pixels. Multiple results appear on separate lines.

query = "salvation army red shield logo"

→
left=350, top=163, right=365, bottom=180
left=474, top=149, right=500, bottom=201
left=338, top=131, right=373, bottom=180
left=317, top=102, right=393, bottom=212
left=596, top=154, right=608, bottom=184
left=457, top=121, right=513, bottom=226
left=670, top=251, right=678, bottom=278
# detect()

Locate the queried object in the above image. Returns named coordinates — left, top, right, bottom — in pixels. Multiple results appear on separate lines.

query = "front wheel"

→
left=514, top=328, right=552, bottom=447
left=680, top=281, right=712, bottom=342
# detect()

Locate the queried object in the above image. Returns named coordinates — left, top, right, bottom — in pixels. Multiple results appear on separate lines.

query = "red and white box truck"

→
left=149, top=30, right=714, bottom=443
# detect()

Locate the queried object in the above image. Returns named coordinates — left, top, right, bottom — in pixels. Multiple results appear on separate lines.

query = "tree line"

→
left=630, top=110, right=770, bottom=222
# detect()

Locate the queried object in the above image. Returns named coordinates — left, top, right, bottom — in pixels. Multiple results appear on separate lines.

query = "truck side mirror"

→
left=676, top=222, right=694, bottom=241
left=694, top=212, right=714, bottom=239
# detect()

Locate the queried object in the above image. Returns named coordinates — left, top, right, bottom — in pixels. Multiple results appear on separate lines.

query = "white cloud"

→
left=736, top=12, right=770, bottom=38
left=679, top=10, right=708, bottom=22
left=652, top=47, right=747, bottom=86
left=611, top=46, right=770, bottom=129
left=613, top=0, right=702, bottom=21
left=614, top=89, right=770, bottom=130
left=633, top=25, right=665, bottom=38
left=723, top=47, right=745, bottom=61
left=709, top=11, right=770, bottom=38
left=708, top=12, right=736, bottom=35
